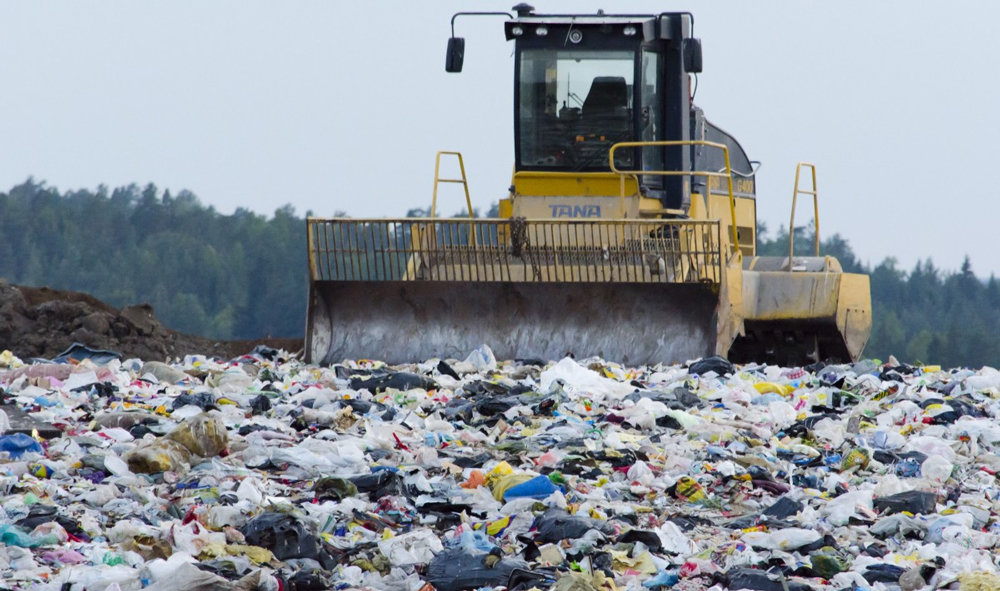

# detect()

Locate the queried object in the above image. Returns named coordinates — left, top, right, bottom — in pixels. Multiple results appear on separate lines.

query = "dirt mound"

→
left=0, top=281, right=302, bottom=361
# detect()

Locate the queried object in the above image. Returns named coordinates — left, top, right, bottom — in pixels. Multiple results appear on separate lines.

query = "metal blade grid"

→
left=308, top=218, right=722, bottom=284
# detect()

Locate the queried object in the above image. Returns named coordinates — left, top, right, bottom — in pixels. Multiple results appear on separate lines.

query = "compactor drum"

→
left=306, top=6, right=871, bottom=366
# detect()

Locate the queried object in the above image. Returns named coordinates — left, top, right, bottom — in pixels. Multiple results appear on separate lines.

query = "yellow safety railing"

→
left=430, top=151, right=476, bottom=246
left=609, top=140, right=740, bottom=254
left=430, top=151, right=474, bottom=219
left=788, top=162, right=819, bottom=264
left=306, top=217, right=724, bottom=284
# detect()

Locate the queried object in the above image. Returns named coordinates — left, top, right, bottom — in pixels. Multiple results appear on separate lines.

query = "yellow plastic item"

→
left=472, top=515, right=514, bottom=536
left=0, top=350, right=23, bottom=368
left=486, top=461, right=515, bottom=484
left=958, top=571, right=1000, bottom=591
left=225, top=544, right=276, bottom=565
left=754, top=382, right=794, bottom=396
left=674, top=476, right=705, bottom=502
left=841, top=448, right=871, bottom=471
left=610, top=550, right=658, bottom=574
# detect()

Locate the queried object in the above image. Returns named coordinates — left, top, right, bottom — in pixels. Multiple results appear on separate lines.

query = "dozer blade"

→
left=306, top=280, right=722, bottom=366
left=305, top=217, right=741, bottom=367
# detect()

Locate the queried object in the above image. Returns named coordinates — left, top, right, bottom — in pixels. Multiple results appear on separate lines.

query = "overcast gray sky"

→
left=2, top=2, right=998, bottom=275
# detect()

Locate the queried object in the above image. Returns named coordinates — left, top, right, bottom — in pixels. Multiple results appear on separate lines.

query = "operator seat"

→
left=582, top=76, right=628, bottom=117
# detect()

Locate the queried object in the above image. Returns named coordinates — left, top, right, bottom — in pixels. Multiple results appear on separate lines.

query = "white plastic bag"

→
left=378, top=529, right=444, bottom=565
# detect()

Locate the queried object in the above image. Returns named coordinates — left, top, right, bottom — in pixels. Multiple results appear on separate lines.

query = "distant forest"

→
left=1, top=179, right=998, bottom=367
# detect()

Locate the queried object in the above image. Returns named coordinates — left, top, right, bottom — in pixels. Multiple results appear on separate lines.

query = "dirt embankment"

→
left=0, top=281, right=302, bottom=361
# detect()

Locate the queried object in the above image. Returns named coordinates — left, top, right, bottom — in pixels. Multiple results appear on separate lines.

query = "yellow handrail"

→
left=788, top=162, right=819, bottom=265
left=430, top=150, right=476, bottom=245
left=430, top=151, right=474, bottom=219
left=609, top=140, right=740, bottom=254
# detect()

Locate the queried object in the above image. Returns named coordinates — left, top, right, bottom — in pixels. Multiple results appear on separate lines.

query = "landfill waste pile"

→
left=0, top=280, right=300, bottom=361
left=2, top=344, right=1000, bottom=591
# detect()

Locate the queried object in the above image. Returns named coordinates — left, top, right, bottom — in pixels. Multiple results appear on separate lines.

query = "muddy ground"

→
left=0, top=281, right=303, bottom=361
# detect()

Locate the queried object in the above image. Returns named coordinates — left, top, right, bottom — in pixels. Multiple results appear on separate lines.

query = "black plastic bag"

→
left=239, top=513, right=318, bottom=561
left=687, top=356, right=734, bottom=377
left=349, top=372, right=437, bottom=393
left=437, top=360, right=461, bottom=380
left=250, top=394, right=272, bottom=415
left=350, top=470, right=405, bottom=500
left=534, top=509, right=615, bottom=543
left=313, top=477, right=359, bottom=501
left=16, top=504, right=84, bottom=536
left=724, top=568, right=814, bottom=591
left=426, top=548, right=527, bottom=591
left=762, top=496, right=804, bottom=520
left=862, top=564, right=906, bottom=584
left=172, top=392, right=216, bottom=411
left=617, top=530, right=662, bottom=552
left=873, top=491, right=937, bottom=515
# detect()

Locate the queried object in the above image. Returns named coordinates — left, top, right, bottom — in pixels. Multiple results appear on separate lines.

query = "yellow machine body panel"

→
left=512, top=171, right=639, bottom=198
left=689, top=191, right=756, bottom=256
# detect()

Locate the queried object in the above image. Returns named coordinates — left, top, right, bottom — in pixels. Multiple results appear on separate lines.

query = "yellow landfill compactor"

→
left=305, top=6, right=872, bottom=366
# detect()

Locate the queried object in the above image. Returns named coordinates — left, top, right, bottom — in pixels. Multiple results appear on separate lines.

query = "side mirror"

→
left=683, top=38, right=703, bottom=73
left=446, top=37, right=466, bottom=73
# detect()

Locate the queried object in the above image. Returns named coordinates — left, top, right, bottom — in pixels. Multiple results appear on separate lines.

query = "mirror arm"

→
left=450, top=11, right=515, bottom=38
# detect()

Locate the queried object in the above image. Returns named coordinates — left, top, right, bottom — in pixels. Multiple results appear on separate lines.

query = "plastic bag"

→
left=126, top=438, right=193, bottom=473
left=239, top=512, right=318, bottom=561
left=873, top=490, right=938, bottom=515
left=869, top=513, right=925, bottom=538
left=166, top=412, right=228, bottom=457
left=502, top=474, right=559, bottom=501
left=921, top=455, right=954, bottom=484
left=762, top=496, right=803, bottom=520
left=687, top=356, right=734, bottom=377
left=143, top=561, right=233, bottom=591
left=312, top=476, right=359, bottom=501
left=0, top=523, right=58, bottom=548
left=534, top=509, right=615, bottom=543
left=426, top=547, right=527, bottom=591
left=0, top=433, right=43, bottom=459
left=742, top=528, right=820, bottom=551
left=378, top=529, right=443, bottom=565
left=464, top=344, right=497, bottom=372
left=725, top=567, right=815, bottom=591
left=539, top=358, right=634, bottom=400
left=349, top=372, right=437, bottom=393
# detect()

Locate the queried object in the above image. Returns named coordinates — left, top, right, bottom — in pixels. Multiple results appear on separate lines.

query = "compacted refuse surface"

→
left=2, top=345, right=1000, bottom=591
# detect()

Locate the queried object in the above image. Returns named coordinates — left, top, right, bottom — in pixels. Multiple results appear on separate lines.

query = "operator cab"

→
left=447, top=4, right=756, bottom=213
left=507, top=6, right=703, bottom=209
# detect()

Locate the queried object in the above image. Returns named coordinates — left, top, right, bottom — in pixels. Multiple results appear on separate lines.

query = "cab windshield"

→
left=518, top=48, right=636, bottom=171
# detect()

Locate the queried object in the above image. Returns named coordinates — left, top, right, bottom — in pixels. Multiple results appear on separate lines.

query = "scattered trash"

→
left=0, top=349, right=998, bottom=590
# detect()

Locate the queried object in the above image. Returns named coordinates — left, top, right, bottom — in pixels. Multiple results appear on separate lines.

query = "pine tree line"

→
left=0, top=180, right=306, bottom=340
left=1, top=179, right=997, bottom=367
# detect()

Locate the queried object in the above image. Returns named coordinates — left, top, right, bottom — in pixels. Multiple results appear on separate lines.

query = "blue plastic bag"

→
left=0, top=433, right=43, bottom=459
